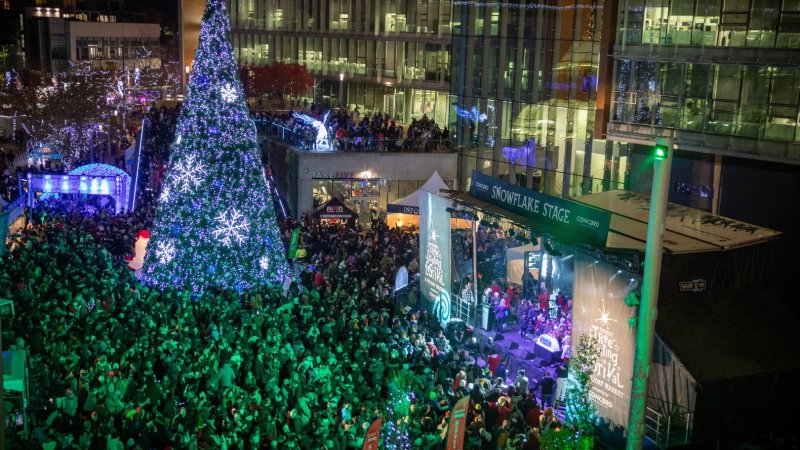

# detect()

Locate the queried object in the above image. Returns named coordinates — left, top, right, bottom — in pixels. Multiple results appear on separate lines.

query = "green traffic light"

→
left=654, top=144, right=668, bottom=160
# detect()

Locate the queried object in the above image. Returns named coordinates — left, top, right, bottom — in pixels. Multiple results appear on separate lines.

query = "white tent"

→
left=388, top=171, right=449, bottom=212
left=386, top=171, right=450, bottom=229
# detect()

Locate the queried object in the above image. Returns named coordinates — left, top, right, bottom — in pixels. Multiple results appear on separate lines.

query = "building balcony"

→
left=606, top=121, right=800, bottom=164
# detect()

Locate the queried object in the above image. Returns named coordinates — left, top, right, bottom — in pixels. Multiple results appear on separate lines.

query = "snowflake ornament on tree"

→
left=159, top=186, right=170, bottom=203
left=155, top=240, right=177, bottom=264
left=212, top=208, right=250, bottom=247
left=259, top=256, right=269, bottom=270
left=220, top=83, right=237, bottom=103
left=171, top=154, right=207, bottom=193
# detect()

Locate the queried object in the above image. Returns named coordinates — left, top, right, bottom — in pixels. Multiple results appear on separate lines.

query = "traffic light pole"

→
left=626, top=137, right=673, bottom=449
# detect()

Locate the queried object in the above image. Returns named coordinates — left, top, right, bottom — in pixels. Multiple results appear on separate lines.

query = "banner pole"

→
left=626, top=137, right=673, bottom=449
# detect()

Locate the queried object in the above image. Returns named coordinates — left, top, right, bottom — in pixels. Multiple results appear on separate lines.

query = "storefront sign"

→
left=387, top=204, right=419, bottom=215
left=420, top=192, right=452, bottom=324
left=311, top=171, right=353, bottom=179
left=469, top=170, right=611, bottom=247
left=678, top=279, right=706, bottom=292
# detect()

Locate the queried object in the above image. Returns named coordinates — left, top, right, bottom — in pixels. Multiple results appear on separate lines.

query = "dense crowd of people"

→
left=253, top=108, right=450, bottom=152
left=0, top=104, right=587, bottom=450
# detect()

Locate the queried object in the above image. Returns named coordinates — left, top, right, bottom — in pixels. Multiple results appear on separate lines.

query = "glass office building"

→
left=609, top=0, right=800, bottom=166
left=221, top=0, right=453, bottom=126
left=449, top=0, right=628, bottom=197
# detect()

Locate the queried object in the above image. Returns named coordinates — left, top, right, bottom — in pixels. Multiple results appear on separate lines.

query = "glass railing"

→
left=611, top=94, right=799, bottom=143
left=252, top=115, right=454, bottom=153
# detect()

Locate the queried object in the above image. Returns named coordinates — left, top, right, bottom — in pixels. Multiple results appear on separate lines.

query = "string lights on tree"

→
left=142, top=0, right=288, bottom=293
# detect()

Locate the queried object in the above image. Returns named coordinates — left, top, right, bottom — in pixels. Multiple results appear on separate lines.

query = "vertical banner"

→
left=571, top=252, right=639, bottom=429
left=287, top=228, right=301, bottom=259
left=445, top=396, right=470, bottom=450
left=419, top=191, right=452, bottom=324
left=362, top=418, right=383, bottom=450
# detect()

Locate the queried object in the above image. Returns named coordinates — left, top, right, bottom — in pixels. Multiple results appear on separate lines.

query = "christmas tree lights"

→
left=142, top=0, right=288, bottom=293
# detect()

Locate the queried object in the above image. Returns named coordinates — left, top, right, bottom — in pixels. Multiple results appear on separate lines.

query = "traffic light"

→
left=654, top=143, right=668, bottom=160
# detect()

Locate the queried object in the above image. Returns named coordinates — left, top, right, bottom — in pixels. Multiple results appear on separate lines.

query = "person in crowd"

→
left=2, top=104, right=583, bottom=449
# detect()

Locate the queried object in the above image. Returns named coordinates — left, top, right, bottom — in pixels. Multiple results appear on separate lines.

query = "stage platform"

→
left=472, top=326, right=560, bottom=385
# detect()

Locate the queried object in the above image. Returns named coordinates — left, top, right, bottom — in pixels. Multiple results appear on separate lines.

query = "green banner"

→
left=469, top=170, right=611, bottom=247
left=0, top=211, right=8, bottom=255
left=287, top=228, right=301, bottom=259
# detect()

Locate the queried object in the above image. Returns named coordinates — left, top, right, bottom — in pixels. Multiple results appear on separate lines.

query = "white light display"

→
left=212, top=208, right=251, bottom=247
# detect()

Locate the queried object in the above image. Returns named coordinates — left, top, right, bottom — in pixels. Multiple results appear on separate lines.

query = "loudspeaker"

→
left=524, top=352, right=536, bottom=360
left=494, top=334, right=504, bottom=341
left=509, top=342, right=519, bottom=350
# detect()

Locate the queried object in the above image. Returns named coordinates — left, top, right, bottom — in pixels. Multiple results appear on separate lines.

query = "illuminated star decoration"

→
left=429, top=227, right=438, bottom=243
left=596, top=297, right=617, bottom=329
left=220, top=83, right=237, bottom=103
left=212, top=208, right=251, bottom=247
left=171, top=154, right=207, bottom=193
left=259, top=256, right=269, bottom=270
left=155, top=240, right=176, bottom=264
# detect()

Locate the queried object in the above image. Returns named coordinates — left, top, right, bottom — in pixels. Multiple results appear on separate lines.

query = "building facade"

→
left=266, top=139, right=458, bottom=220
left=25, top=1, right=162, bottom=73
left=449, top=0, right=631, bottom=197
left=183, top=0, right=453, bottom=126
left=608, top=0, right=800, bottom=209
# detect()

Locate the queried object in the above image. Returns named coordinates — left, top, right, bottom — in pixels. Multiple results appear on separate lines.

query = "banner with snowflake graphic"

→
left=419, top=191, right=452, bottom=324
left=142, top=0, right=288, bottom=293
left=571, top=252, right=639, bottom=429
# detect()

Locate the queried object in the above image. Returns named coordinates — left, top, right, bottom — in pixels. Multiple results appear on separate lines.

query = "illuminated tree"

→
left=142, top=0, right=288, bottom=293
left=541, top=334, right=599, bottom=450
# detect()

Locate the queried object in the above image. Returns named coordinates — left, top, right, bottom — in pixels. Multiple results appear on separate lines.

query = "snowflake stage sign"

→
left=212, top=208, right=250, bottom=247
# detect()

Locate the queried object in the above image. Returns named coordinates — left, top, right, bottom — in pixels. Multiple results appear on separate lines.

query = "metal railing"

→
left=644, top=401, right=694, bottom=448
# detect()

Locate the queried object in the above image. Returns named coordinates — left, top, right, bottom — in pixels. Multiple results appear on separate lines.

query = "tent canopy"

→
left=313, top=197, right=357, bottom=222
left=387, top=171, right=449, bottom=214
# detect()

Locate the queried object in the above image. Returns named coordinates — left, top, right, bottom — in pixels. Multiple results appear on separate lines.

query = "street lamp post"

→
left=626, top=137, right=673, bottom=449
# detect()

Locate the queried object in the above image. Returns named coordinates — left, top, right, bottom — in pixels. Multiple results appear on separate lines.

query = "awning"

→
left=575, top=191, right=781, bottom=253
left=447, top=190, right=781, bottom=254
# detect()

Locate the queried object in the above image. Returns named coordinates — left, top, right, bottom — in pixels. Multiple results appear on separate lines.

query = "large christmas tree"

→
left=143, top=0, right=288, bottom=293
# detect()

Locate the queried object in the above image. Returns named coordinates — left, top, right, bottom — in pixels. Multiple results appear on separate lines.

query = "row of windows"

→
left=227, top=0, right=452, bottom=35
left=613, top=61, right=800, bottom=142
left=75, top=37, right=159, bottom=61
left=618, top=0, right=800, bottom=48
left=232, top=33, right=451, bottom=83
